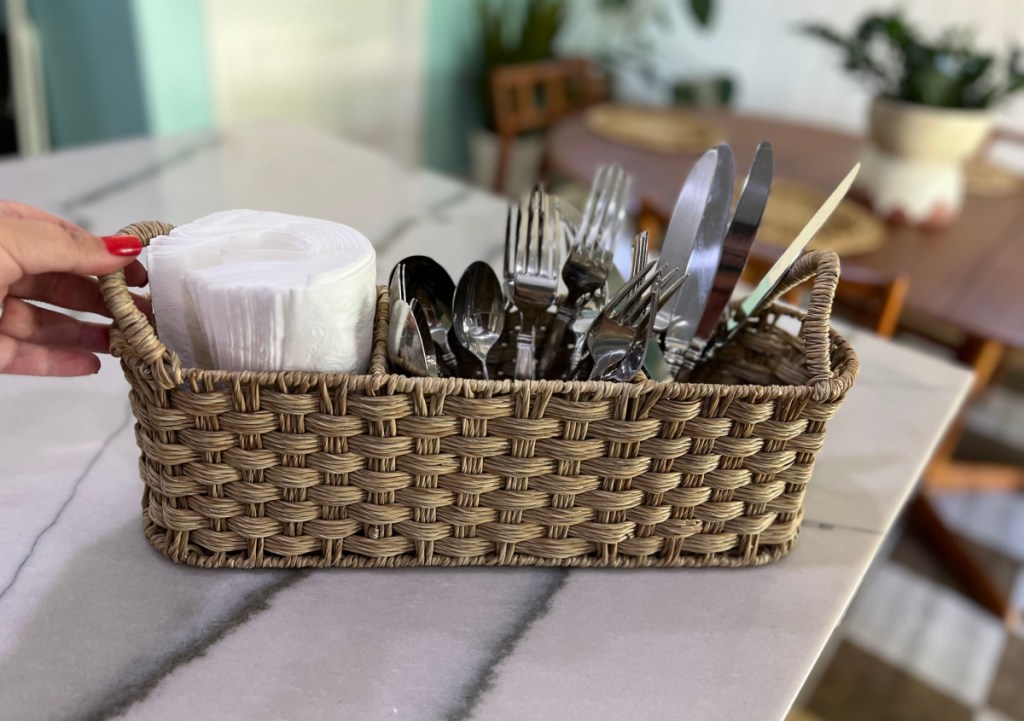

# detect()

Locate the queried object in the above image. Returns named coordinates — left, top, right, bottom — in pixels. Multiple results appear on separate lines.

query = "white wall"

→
left=559, top=0, right=1024, bottom=134
left=203, top=0, right=425, bottom=166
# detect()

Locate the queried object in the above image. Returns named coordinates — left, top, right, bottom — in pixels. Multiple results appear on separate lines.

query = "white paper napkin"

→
left=148, top=209, right=376, bottom=373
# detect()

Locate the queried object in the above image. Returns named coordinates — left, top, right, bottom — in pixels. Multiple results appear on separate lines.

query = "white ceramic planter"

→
left=856, top=98, right=993, bottom=228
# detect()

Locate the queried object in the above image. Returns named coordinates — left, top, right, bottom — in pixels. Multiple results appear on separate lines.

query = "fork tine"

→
left=540, top=186, right=548, bottom=276
left=603, top=167, right=632, bottom=253
left=504, top=205, right=514, bottom=279
left=586, top=164, right=620, bottom=250
left=611, top=174, right=633, bottom=243
left=630, top=231, right=648, bottom=280
left=624, top=277, right=660, bottom=327
left=598, top=259, right=655, bottom=315
left=592, top=164, right=625, bottom=250
left=546, top=193, right=559, bottom=277
left=614, top=266, right=662, bottom=322
left=514, top=200, right=524, bottom=273
left=619, top=269, right=661, bottom=323
left=657, top=272, right=686, bottom=311
left=579, top=165, right=611, bottom=251
left=526, top=187, right=537, bottom=273
left=576, top=165, right=606, bottom=246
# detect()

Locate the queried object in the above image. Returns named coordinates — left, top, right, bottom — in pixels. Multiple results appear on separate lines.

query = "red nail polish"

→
left=102, top=234, right=142, bottom=257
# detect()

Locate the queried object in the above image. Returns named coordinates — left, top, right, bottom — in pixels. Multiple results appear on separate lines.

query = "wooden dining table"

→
left=548, top=109, right=1024, bottom=361
left=547, top=107, right=1024, bottom=624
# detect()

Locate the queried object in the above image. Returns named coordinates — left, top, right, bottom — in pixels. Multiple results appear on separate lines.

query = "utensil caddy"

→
left=100, top=222, right=859, bottom=569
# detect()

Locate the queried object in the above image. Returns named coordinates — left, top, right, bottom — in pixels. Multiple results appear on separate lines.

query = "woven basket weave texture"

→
left=99, top=221, right=858, bottom=569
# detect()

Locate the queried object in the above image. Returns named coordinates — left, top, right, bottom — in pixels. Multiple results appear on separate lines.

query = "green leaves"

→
left=479, top=0, right=563, bottom=69
left=803, top=12, right=1024, bottom=108
left=689, top=0, right=713, bottom=27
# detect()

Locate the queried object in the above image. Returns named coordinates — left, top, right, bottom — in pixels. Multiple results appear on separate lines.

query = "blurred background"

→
left=5, top=0, right=1024, bottom=169
left=2, top=1, right=1023, bottom=720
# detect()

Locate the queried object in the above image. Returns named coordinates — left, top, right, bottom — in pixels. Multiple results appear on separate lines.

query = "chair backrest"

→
left=741, top=251, right=909, bottom=339
left=489, top=58, right=606, bottom=192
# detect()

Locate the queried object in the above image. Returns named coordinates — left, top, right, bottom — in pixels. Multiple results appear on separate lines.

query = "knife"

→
left=709, top=163, right=861, bottom=353
left=674, top=141, right=773, bottom=381
left=660, top=144, right=735, bottom=375
left=655, top=146, right=734, bottom=331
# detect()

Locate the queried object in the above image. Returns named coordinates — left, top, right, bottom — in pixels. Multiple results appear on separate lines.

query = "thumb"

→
left=0, top=218, right=141, bottom=288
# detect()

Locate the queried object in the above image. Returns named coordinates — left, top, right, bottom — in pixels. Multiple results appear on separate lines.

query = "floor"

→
left=791, top=355, right=1024, bottom=721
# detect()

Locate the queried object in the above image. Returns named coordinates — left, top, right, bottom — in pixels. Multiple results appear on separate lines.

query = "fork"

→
left=581, top=261, right=662, bottom=381
left=631, top=230, right=649, bottom=279
left=510, top=186, right=561, bottom=380
left=537, top=164, right=631, bottom=377
left=576, top=261, right=681, bottom=381
left=592, top=279, right=661, bottom=382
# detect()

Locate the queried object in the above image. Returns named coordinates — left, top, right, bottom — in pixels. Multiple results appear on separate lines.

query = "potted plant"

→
left=805, top=12, right=1024, bottom=227
left=471, top=0, right=718, bottom=193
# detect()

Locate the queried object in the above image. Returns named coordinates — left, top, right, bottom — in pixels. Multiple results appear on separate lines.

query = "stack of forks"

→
left=502, top=167, right=682, bottom=381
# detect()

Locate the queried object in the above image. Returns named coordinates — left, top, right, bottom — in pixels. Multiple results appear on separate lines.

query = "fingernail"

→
left=102, top=234, right=142, bottom=257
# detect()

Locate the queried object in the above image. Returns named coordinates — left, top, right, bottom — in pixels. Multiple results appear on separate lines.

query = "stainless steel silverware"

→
left=675, top=141, right=773, bottom=381
left=655, top=146, right=734, bottom=332
left=661, top=144, right=735, bottom=375
left=390, top=255, right=458, bottom=373
left=538, top=164, right=629, bottom=377
left=510, top=186, right=561, bottom=380
left=453, top=261, right=505, bottom=380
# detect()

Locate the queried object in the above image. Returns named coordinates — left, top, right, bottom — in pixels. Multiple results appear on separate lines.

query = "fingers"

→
left=0, top=297, right=111, bottom=353
left=0, top=334, right=101, bottom=376
left=0, top=200, right=94, bottom=234
left=0, top=216, right=141, bottom=288
left=124, top=259, right=149, bottom=288
left=8, top=272, right=152, bottom=318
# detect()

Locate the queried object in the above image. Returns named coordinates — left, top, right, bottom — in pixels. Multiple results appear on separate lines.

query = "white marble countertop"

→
left=0, top=124, right=972, bottom=721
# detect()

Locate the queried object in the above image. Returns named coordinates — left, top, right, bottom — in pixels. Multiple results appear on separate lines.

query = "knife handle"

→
left=513, top=328, right=537, bottom=380
left=672, top=339, right=707, bottom=383
left=662, top=342, right=686, bottom=378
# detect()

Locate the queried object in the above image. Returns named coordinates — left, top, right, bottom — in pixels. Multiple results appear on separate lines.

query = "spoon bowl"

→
left=453, top=261, right=505, bottom=380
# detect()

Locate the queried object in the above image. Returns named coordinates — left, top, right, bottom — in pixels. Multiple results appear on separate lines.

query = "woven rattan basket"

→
left=99, top=221, right=858, bottom=569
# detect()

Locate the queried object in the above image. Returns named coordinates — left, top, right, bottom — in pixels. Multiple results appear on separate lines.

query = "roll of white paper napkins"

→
left=147, top=209, right=377, bottom=373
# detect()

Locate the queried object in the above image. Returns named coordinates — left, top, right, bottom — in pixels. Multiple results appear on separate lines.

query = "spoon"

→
left=387, top=267, right=439, bottom=378
left=387, top=297, right=438, bottom=377
left=391, top=256, right=458, bottom=372
left=409, top=298, right=441, bottom=378
left=453, top=261, right=505, bottom=380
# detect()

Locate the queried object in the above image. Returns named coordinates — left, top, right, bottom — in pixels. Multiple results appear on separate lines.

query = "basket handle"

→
left=759, top=248, right=840, bottom=384
left=98, top=221, right=182, bottom=390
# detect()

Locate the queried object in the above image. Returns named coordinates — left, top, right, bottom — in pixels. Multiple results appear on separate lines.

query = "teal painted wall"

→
left=26, top=0, right=213, bottom=149
left=132, top=0, right=213, bottom=136
left=29, top=0, right=149, bottom=148
left=423, top=0, right=484, bottom=175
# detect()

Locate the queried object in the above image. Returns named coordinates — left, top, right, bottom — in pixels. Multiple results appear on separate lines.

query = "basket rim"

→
left=102, top=222, right=858, bottom=403
left=110, top=292, right=858, bottom=403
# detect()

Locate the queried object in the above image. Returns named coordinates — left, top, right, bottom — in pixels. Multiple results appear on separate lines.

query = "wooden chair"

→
left=740, top=250, right=910, bottom=338
left=489, top=58, right=606, bottom=194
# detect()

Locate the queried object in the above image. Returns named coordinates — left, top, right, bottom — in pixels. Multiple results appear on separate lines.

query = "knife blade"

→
left=697, top=141, right=773, bottom=340
left=673, top=141, right=773, bottom=381
left=661, top=144, right=735, bottom=373
left=715, top=162, right=861, bottom=348
left=655, top=147, right=732, bottom=330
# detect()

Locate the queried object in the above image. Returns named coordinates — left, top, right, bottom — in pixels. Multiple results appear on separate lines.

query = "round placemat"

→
left=754, top=180, right=886, bottom=257
left=965, top=158, right=1024, bottom=197
left=584, top=103, right=723, bottom=154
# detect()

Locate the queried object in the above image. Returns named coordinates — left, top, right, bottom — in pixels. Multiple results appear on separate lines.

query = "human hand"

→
left=0, top=201, right=150, bottom=376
